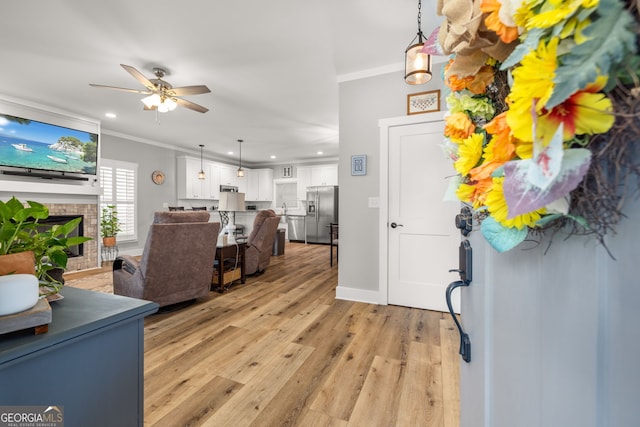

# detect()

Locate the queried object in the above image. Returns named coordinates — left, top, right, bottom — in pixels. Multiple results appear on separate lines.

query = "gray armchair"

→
left=245, top=209, right=281, bottom=275
left=113, top=211, right=220, bottom=307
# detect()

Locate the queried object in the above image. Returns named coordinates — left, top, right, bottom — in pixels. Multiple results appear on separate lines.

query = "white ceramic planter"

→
left=0, top=274, right=39, bottom=316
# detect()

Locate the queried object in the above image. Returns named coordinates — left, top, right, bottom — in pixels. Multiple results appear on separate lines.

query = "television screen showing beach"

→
left=0, top=113, right=98, bottom=175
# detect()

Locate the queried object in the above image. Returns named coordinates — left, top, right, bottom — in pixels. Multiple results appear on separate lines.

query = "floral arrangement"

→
left=436, top=0, right=639, bottom=253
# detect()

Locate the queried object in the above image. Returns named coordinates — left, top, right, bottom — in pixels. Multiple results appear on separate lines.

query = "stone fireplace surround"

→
left=1, top=180, right=102, bottom=272
left=45, top=203, right=99, bottom=271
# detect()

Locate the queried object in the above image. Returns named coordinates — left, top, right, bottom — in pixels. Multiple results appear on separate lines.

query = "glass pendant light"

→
left=198, top=144, right=205, bottom=180
left=404, top=0, right=432, bottom=85
left=237, top=139, right=245, bottom=178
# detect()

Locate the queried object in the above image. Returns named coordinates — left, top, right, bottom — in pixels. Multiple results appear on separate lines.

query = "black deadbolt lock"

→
left=455, top=206, right=473, bottom=236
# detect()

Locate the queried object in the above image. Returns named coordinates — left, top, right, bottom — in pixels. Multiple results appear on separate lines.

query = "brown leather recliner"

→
left=245, top=209, right=281, bottom=275
left=113, top=211, right=220, bottom=307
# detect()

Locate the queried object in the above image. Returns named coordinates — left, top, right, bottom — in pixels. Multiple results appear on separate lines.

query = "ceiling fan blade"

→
left=120, top=64, right=157, bottom=91
left=168, top=85, right=211, bottom=96
left=89, top=83, right=152, bottom=94
left=175, top=97, right=209, bottom=113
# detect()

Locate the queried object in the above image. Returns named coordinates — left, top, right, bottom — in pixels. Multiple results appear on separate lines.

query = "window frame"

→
left=99, top=158, right=138, bottom=243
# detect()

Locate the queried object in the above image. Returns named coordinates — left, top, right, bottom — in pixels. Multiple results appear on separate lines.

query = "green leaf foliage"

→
left=0, top=197, right=92, bottom=284
left=547, top=0, right=637, bottom=108
left=501, top=28, right=545, bottom=70
left=481, top=216, right=529, bottom=253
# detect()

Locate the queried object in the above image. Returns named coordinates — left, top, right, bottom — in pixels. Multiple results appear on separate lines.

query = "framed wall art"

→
left=351, top=155, right=367, bottom=176
left=407, top=90, right=441, bottom=115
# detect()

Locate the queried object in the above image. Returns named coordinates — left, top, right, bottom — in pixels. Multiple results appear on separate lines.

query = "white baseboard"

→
left=335, top=285, right=381, bottom=305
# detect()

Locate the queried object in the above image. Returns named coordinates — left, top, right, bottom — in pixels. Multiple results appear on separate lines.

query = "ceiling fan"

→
left=90, top=64, right=211, bottom=113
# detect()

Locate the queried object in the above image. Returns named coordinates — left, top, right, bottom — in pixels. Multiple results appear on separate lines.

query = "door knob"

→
left=390, top=222, right=403, bottom=228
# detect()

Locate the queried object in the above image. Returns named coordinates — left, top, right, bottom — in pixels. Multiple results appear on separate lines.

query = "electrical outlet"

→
left=368, top=197, right=380, bottom=208
left=162, top=202, right=169, bottom=208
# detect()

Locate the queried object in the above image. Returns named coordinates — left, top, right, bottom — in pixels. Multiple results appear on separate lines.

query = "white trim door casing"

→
left=379, top=112, right=461, bottom=312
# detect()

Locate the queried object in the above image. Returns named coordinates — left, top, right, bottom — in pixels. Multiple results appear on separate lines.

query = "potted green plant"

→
left=0, top=197, right=91, bottom=314
left=100, top=205, right=121, bottom=247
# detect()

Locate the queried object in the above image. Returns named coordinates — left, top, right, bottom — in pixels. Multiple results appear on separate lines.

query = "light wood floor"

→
left=66, top=242, right=460, bottom=427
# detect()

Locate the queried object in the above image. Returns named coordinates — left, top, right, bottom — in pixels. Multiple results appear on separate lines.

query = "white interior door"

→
left=387, top=120, right=461, bottom=312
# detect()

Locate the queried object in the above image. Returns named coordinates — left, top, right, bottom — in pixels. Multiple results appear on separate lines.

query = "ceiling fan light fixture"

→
left=157, top=97, right=177, bottom=113
left=91, top=64, right=210, bottom=113
left=143, top=93, right=177, bottom=113
left=404, top=0, right=432, bottom=85
left=142, top=93, right=161, bottom=108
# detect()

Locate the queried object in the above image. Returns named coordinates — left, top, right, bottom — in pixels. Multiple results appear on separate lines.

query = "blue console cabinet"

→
left=0, top=287, right=158, bottom=427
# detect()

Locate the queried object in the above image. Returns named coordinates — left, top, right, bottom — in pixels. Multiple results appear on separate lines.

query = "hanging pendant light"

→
left=237, top=139, right=245, bottom=178
left=198, top=144, right=206, bottom=180
left=404, top=0, right=432, bottom=85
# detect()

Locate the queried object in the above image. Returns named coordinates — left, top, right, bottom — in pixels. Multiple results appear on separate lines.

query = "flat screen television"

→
left=0, top=112, right=98, bottom=180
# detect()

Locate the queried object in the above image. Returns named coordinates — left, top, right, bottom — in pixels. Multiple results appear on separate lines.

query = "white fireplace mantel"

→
left=0, top=179, right=101, bottom=196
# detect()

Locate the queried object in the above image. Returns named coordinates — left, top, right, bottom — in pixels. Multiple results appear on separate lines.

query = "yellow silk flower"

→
left=506, top=37, right=559, bottom=142
left=455, top=133, right=485, bottom=176
left=456, top=179, right=494, bottom=209
left=537, top=76, right=614, bottom=141
left=515, top=0, right=598, bottom=30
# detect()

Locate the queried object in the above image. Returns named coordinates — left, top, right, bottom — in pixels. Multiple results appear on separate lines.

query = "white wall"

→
left=337, top=66, right=445, bottom=297
left=100, top=133, right=182, bottom=255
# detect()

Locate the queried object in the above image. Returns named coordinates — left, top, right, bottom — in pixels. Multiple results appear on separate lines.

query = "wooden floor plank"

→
left=397, top=341, right=444, bottom=427
left=440, top=318, right=461, bottom=427
left=295, top=409, right=348, bottom=427
left=254, top=327, right=355, bottom=426
left=152, top=375, right=242, bottom=427
left=309, top=312, right=389, bottom=420
left=144, top=327, right=266, bottom=419
left=216, top=303, right=330, bottom=384
left=200, top=342, right=315, bottom=427
left=347, top=355, right=404, bottom=427
left=63, top=242, right=459, bottom=427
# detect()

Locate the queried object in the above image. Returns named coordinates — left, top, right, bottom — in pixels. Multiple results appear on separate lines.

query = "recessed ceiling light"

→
left=270, top=155, right=276, bottom=159
left=105, top=112, right=116, bottom=118
left=317, top=151, right=323, bottom=155
left=227, top=151, right=234, bottom=155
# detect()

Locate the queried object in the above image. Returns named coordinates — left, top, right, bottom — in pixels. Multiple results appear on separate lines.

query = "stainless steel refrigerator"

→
left=305, top=186, right=338, bottom=244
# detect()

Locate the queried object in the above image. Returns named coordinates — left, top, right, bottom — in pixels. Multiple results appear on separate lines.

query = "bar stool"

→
left=330, top=223, right=339, bottom=266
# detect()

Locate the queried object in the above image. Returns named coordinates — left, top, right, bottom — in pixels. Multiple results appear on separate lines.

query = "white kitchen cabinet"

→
left=218, top=165, right=236, bottom=187
left=296, top=167, right=311, bottom=201
left=246, top=170, right=260, bottom=201
left=207, top=162, right=221, bottom=199
left=310, top=164, right=338, bottom=186
left=257, top=169, right=274, bottom=201
left=245, top=169, right=274, bottom=201
left=296, top=164, right=337, bottom=200
left=177, top=156, right=209, bottom=199
left=219, top=165, right=247, bottom=193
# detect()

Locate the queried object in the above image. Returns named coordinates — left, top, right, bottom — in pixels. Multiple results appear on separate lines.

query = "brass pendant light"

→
left=198, top=144, right=205, bottom=180
left=236, top=139, right=245, bottom=178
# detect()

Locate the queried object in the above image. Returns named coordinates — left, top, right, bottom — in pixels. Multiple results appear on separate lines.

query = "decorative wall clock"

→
left=151, top=170, right=165, bottom=185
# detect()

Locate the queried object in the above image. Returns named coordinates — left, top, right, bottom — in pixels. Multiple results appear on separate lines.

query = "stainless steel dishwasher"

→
left=287, top=215, right=306, bottom=243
